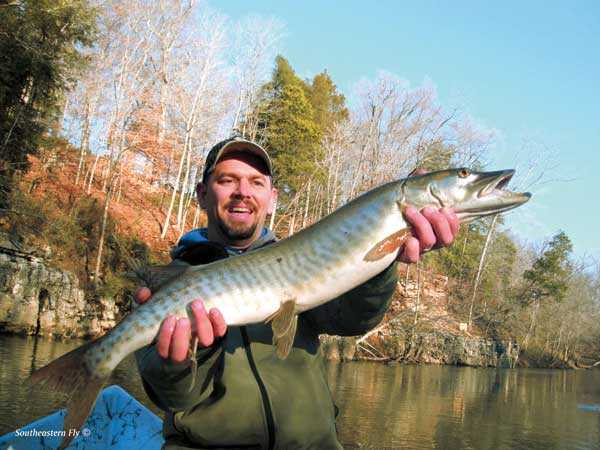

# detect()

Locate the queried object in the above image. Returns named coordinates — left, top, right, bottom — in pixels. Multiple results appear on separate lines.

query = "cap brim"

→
left=214, top=140, right=273, bottom=176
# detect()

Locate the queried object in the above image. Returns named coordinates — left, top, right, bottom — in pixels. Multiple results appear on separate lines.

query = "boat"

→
left=0, top=385, right=164, bottom=449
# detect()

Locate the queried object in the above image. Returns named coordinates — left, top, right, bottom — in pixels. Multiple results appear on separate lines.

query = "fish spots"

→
left=276, top=257, right=282, bottom=263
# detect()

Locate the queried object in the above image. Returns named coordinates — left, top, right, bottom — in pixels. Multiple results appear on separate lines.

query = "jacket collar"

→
left=171, top=227, right=277, bottom=261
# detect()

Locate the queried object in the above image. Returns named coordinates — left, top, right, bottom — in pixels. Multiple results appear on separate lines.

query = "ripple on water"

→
left=2, top=335, right=600, bottom=449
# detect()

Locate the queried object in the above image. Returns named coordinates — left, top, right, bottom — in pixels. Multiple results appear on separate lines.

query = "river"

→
left=1, top=334, right=599, bottom=449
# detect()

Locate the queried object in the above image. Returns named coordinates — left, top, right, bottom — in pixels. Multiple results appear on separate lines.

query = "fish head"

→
left=401, top=168, right=531, bottom=222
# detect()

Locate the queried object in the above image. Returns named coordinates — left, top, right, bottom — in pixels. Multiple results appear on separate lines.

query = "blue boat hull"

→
left=0, top=385, right=164, bottom=450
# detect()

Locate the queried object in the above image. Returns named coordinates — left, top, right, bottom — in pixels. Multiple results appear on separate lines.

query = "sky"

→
left=219, top=0, right=600, bottom=262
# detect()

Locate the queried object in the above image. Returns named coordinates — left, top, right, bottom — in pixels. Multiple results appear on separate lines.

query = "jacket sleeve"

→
left=135, top=339, right=224, bottom=412
left=303, top=261, right=399, bottom=336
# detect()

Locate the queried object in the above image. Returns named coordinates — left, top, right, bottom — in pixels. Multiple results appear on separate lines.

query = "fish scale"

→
left=27, top=168, right=531, bottom=450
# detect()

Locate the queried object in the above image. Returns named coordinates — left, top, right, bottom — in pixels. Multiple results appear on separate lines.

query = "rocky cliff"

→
left=1, top=236, right=518, bottom=367
left=321, top=265, right=519, bottom=368
left=0, top=235, right=119, bottom=338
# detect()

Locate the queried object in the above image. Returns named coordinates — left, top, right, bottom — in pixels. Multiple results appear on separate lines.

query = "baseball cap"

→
left=201, top=137, right=273, bottom=183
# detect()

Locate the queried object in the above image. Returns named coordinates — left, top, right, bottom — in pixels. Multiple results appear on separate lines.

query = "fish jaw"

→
left=453, top=169, right=531, bottom=221
left=401, top=168, right=531, bottom=222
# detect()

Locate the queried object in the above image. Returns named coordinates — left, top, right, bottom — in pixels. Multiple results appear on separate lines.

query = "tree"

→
left=305, top=71, right=348, bottom=135
left=520, top=231, right=573, bottom=349
left=522, top=231, right=573, bottom=304
left=0, top=0, right=96, bottom=207
left=254, top=56, right=322, bottom=199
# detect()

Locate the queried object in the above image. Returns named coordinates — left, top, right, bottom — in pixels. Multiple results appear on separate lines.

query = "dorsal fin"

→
left=129, top=263, right=189, bottom=292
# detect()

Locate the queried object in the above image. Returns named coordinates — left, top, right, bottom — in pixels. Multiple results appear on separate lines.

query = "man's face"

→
left=198, top=152, right=277, bottom=248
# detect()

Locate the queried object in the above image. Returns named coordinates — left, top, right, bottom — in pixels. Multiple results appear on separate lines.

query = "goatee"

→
left=218, top=220, right=257, bottom=242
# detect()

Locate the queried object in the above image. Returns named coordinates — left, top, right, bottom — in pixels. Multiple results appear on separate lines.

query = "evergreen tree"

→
left=306, top=71, right=349, bottom=135
left=0, top=0, right=96, bottom=208
left=254, top=56, right=322, bottom=197
left=521, top=231, right=573, bottom=304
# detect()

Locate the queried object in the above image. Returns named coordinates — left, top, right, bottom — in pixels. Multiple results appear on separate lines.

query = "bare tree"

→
left=229, top=15, right=284, bottom=137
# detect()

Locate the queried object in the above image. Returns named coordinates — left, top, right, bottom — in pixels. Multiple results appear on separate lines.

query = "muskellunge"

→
left=28, top=168, right=531, bottom=449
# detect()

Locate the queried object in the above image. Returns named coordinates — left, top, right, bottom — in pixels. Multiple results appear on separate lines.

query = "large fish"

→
left=28, top=168, right=530, bottom=449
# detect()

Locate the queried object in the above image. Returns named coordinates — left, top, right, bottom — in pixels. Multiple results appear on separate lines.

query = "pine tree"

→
left=522, top=231, right=573, bottom=303
left=0, top=0, right=96, bottom=208
left=306, top=71, right=349, bottom=135
left=254, top=56, right=322, bottom=197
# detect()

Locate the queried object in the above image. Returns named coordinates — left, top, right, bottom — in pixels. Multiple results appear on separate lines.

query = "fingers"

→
left=191, top=300, right=214, bottom=348
left=170, top=318, right=191, bottom=363
left=157, top=315, right=177, bottom=359
left=398, top=236, right=420, bottom=264
left=403, top=206, right=436, bottom=251
left=441, top=207, right=459, bottom=237
left=421, top=207, right=453, bottom=247
left=399, top=205, right=460, bottom=263
left=134, top=287, right=152, bottom=305
left=209, top=308, right=227, bottom=338
left=156, top=300, right=228, bottom=363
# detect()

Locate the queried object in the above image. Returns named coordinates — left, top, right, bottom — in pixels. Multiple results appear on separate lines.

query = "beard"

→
left=217, top=216, right=258, bottom=242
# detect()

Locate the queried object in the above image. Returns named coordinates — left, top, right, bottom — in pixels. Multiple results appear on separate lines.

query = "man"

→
left=135, top=136, right=459, bottom=449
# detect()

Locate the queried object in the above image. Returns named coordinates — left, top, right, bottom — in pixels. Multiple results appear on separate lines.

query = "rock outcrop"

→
left=321, top=265, right=519, bottom=368
left=0, top=235, right=119, bottom=338
left=0, top=236, right=519, bottom=367
left=321, top=333, right=518, bottom=368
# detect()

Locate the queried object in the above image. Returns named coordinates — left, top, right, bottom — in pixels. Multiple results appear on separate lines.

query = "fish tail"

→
left=28, top=339, right=110, bottom=450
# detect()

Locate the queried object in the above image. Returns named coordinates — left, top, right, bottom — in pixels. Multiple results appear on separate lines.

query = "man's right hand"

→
left=134, top=287, right=227, bottom=363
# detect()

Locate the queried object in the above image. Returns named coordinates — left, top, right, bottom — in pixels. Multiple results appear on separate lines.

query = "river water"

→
left=1, top=334, right=599, bottom=449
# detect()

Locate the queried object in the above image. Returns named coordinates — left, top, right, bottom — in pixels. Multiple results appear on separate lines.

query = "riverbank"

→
left=0, top=242, right=591, bottom=369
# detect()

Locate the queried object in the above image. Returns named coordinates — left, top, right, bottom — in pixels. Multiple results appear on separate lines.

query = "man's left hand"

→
left=398, top=206, right=459, bottom=263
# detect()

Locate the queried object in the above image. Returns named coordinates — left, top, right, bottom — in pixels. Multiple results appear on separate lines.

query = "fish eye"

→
left=458, top=169, right=470, bottom=178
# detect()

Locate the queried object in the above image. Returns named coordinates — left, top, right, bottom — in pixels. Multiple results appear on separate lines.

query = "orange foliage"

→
left=23, top=142, right=205, bottom=263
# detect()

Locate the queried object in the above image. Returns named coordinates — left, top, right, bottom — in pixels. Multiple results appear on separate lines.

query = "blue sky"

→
left=220, top=0, right=600, bottom=261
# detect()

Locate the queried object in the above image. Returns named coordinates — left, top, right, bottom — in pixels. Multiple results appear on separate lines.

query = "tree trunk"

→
left=86, top=153, right=101, bottom=194
left=301, top=179, right=312, bottom=228
left=161, top=142, right=187, bottom=239
left=287, top=210, right=296, bottom=237
left=94, top=173, right=115, bottom=280
left=522, top=298, right=540, bottom=350
left=177, top=129, right=194, bottom=229
left=269, top=195, right=277, bottom=230
left=468, top=215, right=498, bottom=327
left=75, top=98, right=92, bottom=185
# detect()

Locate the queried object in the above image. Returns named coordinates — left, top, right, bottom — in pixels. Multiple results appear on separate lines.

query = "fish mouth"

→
left=457, top=169, right=531, bottom=219
left=478, top=169, right=515, bottom=198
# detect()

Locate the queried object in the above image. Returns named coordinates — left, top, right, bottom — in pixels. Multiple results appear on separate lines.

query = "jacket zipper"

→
left=240, top=326, right=275, bottom=450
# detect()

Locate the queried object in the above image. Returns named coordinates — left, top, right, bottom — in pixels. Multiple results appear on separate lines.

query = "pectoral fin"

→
left=265, top=299, right=298, bottom=359
left=187, top=336, right=199, bottom=393
left=364, top=229, right=411, bottom=261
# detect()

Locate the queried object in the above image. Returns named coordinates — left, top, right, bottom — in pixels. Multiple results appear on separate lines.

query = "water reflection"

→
left=1, top=335, right=599, bottom=449
left=326, top=362, right=600, bottom=449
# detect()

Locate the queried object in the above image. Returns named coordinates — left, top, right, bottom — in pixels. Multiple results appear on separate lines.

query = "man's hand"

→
left=134, top=288, right=227, bottom=363
left=397, top=169, right=460, bottom=264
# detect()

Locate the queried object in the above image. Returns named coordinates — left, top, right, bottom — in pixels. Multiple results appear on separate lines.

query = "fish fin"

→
left=28, top=339, right=109, bottom=450
left=131, top=263, right=189, bottom=292
left=265, top=299, right=298, bottom=359
left=274, top=314, right=297, bottom=359
left=364, top=228, right=411, bottom=261
left=188, top=336, right=199, bottom=393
